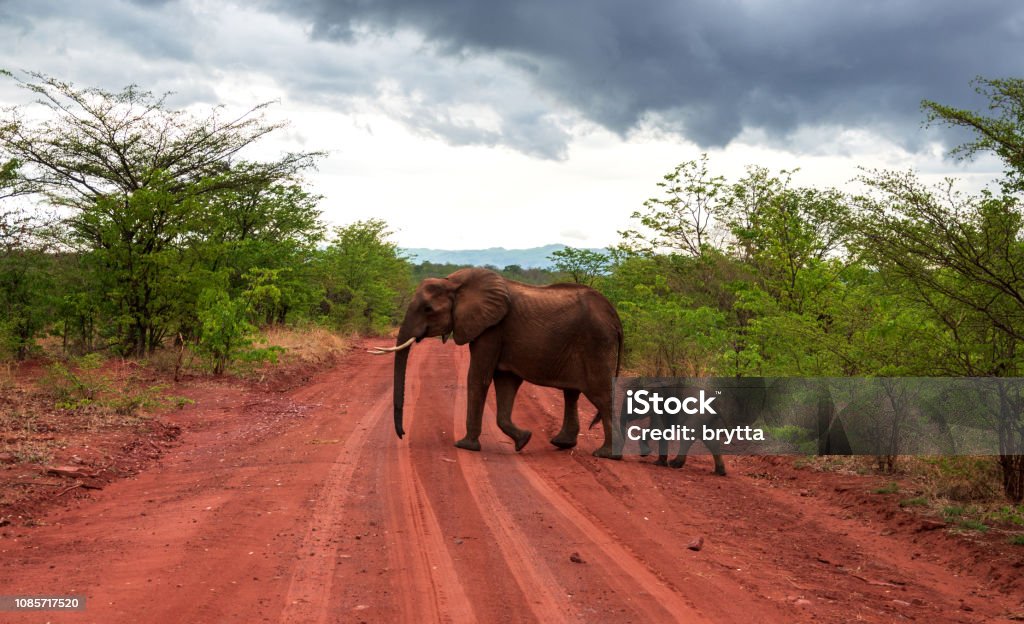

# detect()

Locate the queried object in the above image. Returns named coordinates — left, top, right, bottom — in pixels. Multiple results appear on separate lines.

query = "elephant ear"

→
left=447, top=268, right=510, bottom=345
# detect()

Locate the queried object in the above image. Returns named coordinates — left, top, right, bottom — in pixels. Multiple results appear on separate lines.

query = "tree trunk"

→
left=1000, top=454, right=1024, bottom=503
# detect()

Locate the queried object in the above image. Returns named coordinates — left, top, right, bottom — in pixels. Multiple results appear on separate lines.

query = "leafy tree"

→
left=923, top=77, right=1024, bottom=187
left=0, top=72, right=322, bottom=356
left=547, top=246, right=610, bottom=286
left=195, top=289, right=280, bottom=375
left=621, top=154, right=727, bottom=257
left=0, top=157, right=56, bottom=359
left=853, top=170, right=1024, bottom=500
left=317, top=220, right=411, bottom=333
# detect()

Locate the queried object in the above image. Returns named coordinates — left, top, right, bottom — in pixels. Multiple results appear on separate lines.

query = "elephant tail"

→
left=615, top=326, right=623, bottom=377
left=589, top=327, right=625, bottom=431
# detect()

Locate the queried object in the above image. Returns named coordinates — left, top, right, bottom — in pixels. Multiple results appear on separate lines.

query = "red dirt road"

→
left=1, top=339, right=1022, bottom=623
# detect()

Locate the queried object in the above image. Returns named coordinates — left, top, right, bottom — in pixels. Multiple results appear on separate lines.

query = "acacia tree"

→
left=853, top=171, right=1024, bottom=500
left=620, top=154, right=727, bottom=257
left=0, top=71, right=322, bottom=356
left=0, top=156, right=55, bottom=359
left=923, top=77, right=1024, bottom=188
left=547, top=246, right=610, bottom=286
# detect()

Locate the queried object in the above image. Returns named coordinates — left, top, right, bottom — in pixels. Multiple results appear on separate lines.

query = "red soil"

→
left=1, top=339, right=1022, bottom=623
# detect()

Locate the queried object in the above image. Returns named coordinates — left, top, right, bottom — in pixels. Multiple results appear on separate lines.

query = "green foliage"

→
left=621, top=154, right=727, bottom=257
left=547, top=246, right=610, bottom=286
left=195, top=289, right=280, bottom=375
left=611, top=267, right=729, bottom=375
left=496, top=264, right=560, bottom=285
left=955, top=518, right=989, bottom=532
left=942, top=505, right=966, bottom=521
left=0, top=72, right=323, bottom=357
left=410, top=260, right=558, bottom=285
left=899, top=497, right=929, bottom=508
left=317, top=219, right=411, bottom=334
left=763, top=424, right=817, bottom=454
left=42, top=354, right=108, bottom=409
left=0, top=159, right=55, bottom=359
left=983, top=505, right=1024, bottom=526
left=922, top=76, right=1024, bottom=188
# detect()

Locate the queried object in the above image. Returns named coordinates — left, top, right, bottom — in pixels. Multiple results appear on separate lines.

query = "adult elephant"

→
left=371, top=268, right=624, bottom=458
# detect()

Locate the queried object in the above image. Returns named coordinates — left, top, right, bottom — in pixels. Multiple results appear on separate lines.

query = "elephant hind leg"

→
left=586, top=390, right=621, bottom=460
left=550, top=389, right=580, bottom=449
left=494, top=372, right=531, bottom=452
left=703, top=434, right=728, bottom=476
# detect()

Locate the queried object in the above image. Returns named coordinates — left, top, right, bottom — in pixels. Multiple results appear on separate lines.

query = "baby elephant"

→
left=618, top=380, right=767, bottom=476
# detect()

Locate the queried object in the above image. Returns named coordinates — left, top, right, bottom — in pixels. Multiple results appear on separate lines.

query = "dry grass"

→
left=805, top=455, right=1005, bottom=502
left=141, top=326, right=351, bottom=378
left=259, top=326, right=352, bottom=365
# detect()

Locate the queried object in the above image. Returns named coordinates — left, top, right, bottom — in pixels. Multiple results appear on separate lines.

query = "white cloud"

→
left=0, top=0, right=1012, bottom=251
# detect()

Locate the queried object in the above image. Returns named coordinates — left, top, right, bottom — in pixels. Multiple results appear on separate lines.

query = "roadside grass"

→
left=800, top=454, right=1023, bottom=539
left=1, top=325, right=351, bottom=523
left=872, top=482, right=899, bottom=494
left=0, top=353, right=190, bottom=470
left=142, top=325, right=351, bottom=379
left=260, top=325, right=351, bottom=365
left=899, top=496, right=928, bottom=507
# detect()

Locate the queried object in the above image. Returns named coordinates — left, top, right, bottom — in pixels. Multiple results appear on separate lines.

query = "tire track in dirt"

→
left=445, top=345, right=709, bottom=623
left=445, top=356, right=587, bottom=622
left=510, top=377, right=1019, bottom=623
left=279, top=387, right=390, bottom=623
left=384, top=356, right=475, bottom=623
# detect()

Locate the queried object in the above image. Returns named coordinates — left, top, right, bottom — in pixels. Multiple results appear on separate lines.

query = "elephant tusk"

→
left=367, top=337, right=415, bottom=355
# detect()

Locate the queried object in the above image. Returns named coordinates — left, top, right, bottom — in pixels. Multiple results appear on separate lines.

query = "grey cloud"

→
left=3, top=0, right=1020, bottom=160
left=0, top=0, right=205, bottom=102
left=266, top=0, right=1024, bottom=153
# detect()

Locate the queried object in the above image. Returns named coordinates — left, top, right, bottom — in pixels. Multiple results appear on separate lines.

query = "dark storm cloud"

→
left=266, top=0, right=1024, bottom=150
left=2, top=0, right=1020, bottom=159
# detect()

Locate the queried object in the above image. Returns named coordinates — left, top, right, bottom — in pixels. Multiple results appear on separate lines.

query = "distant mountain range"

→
left=401, top=244, right=604, bottom=269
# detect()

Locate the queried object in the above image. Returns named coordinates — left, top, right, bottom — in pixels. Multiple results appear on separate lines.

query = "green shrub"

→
left=196, top=289, right=281, bottom=375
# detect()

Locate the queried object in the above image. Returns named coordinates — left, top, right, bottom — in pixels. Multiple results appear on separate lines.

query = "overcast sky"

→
left=0, top=0, right=1018, bottom=249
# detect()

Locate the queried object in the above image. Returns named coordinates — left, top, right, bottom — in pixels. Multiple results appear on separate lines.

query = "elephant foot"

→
left=639, top=447, right=652, bottom=457
left=668, top=457, right=686, bottom=469
left=714, top=466, right=728, bottom=476
left=454, top=437, right=481, bottom=452
left=549, top=432, right=578, bottom=449
left=592, top=445, right=622, bottom=460
left=654, top=457, right=668, bottom=467
left=514, top=430, right=532, bottom=452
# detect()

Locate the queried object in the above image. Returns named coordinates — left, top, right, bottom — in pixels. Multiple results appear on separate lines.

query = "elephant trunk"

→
left=392, top=318, right=420, bottom=439
left=393, top=346, right=410, bottom=438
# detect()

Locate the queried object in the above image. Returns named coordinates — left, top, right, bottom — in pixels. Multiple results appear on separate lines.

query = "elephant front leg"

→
left=454, top=379, right=485, bottom=451
left=494, top=372, right=531, bottom=451
left=655, top=437, right=669, bottom=466
left=651, top=413, right=668, bottom=466
left=455, top=338, right=499, bottom=452
left=668, top=423, right=696, bottom=469
left=550, top=389, right=580, bottom=449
